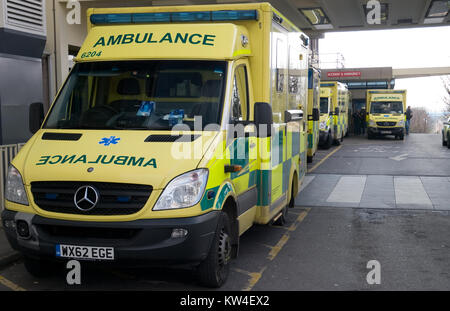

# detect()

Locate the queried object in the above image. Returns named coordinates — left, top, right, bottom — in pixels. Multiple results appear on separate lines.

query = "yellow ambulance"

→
left=307, top=67, right=320, bottom=162
left=2, top=3, right=310, bottom=287
left=366, top=90, right=407, bottom=140
left=319, top=81, right=349, bottom=148
left=442, top=117, right=450, bottom=148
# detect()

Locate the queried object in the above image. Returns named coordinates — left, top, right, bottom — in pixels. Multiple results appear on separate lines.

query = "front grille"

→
left=31, top=181, right=152, bottom=215
left=376, top=122, right=396, bottom=127
left=144, top=134, right=200, bottom=142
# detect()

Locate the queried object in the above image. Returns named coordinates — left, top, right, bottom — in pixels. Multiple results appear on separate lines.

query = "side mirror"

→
left=285, top=110, right=303, bottom=123
left=29, top=102, right=44, bottom=134
left=254, top=102, right=273, bottom=137
left=313, top=108, right=320, bottom=121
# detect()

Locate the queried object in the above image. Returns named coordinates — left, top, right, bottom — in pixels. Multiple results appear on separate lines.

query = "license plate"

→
left=380, top=131, right=391, bottom=134
left=56, top=244, right=114, bottom=260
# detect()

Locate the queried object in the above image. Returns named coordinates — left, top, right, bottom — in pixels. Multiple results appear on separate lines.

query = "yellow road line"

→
left=308, top=145, right=342, bottom=173
left=238, top=208, right=310, bottom=291
left=0, top=275, right=26, bottom=291
left=233, top=267, right=266, bottom=291
left=287, top=209, right=310, bottom=232
left=267, top=234, right=289, bottom=261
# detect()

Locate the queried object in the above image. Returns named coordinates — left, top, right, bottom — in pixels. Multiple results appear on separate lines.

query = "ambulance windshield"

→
left=370, top=101, right=404, bottom=114
left=44, top=60, right=227, bottom=130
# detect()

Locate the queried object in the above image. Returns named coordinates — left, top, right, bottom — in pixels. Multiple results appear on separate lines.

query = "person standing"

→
left=405, top=106, right=413, bottom=135
left=360, top=108, right=367, bottom=135
left=353, top=110, right=361, bottom=135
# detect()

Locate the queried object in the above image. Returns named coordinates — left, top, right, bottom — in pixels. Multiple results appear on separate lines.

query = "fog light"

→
left=16, top=220, right=30, bottom=239
left=171, top=228, right=188, bottom=239
left=3, top=220, right=16, bottom=229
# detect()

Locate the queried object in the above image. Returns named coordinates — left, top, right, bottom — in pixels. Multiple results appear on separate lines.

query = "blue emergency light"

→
left=90, top=10, right=259, bottom=25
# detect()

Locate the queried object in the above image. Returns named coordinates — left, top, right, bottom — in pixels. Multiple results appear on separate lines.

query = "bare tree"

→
left=443, top=76, right=450, bottom=116
left=410, top=107, right=433, bottom=133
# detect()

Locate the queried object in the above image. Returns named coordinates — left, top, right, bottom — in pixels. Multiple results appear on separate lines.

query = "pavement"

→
left=0, top=216, right=21, bottom=269
left=296, top=174, right=450, bottom=210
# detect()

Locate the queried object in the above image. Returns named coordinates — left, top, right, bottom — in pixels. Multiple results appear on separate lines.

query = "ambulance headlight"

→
left=369, top=120, right=377, bottom=127
left=5, top=165, right=29, bottom=206
left=153, top=169, right=208, bottom=210
left=398, top=120, right=405, bottom=126
left=319, top=121, right=327, bottom=130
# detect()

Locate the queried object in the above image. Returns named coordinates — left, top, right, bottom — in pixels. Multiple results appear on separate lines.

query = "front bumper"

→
left=368, top=127, right=404, bottom=136
left=1, top=209, right=219, bottom=267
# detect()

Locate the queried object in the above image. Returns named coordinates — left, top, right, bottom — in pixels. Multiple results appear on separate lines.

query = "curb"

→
left=0, top=252, right=22, bottom=270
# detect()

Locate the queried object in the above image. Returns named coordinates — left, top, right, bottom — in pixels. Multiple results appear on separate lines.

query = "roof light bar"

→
left=90, top=13, right=132, bottom=24
left=212, top=10, right=258, bottom=21
left=133, top=13, right=170, bottom=23
left=90, top=10, right=259, bottom=25
left=172, top=11, right=211, bottom=22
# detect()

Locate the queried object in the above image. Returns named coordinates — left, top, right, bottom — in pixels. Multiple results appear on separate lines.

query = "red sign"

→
left=327, top=71, right=361, bottom=78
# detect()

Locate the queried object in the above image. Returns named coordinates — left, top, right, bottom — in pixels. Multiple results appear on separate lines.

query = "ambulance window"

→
left=43, top=60, right=227, bottom=130
left=231, top=65, right=249, bottom=122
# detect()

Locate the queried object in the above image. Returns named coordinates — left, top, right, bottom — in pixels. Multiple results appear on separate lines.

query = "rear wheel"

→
left=197, top=212, right=232, bottom=288
left=447, top=134, right=450, bottom=149
left=273, top=205, right=288, bottom=226
left=323, top=132, right=332, bottom=149
left=442, top=133, right=447, bottom=146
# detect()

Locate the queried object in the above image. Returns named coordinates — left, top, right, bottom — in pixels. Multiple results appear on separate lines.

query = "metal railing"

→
left=1, top=143, right=26, bottom=211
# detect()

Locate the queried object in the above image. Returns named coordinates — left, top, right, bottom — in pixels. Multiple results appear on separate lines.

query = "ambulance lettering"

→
left=93, top=32, right=216, bottom=47
left=35, top=155, right=157, bottom=168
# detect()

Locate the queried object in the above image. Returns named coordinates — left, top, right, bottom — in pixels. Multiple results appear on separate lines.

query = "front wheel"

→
left=197, top=212, right=232, bottom=288
left=442, top=133, right=447, bottom=146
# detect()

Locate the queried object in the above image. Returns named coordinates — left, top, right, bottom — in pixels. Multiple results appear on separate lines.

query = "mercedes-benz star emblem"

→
left=74, top=186, right=99, bottom=212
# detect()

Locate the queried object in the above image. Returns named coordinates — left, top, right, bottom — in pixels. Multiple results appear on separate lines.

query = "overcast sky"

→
left=319, top=26, right=450, bottom=114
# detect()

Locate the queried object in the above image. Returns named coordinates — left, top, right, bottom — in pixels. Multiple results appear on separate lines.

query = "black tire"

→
left=399, top=134, right=404, bottom=140
left=341, top=132, right=344, bottom=142
left=273, top=205, right=288, bottom=226
left=24, top=257, right=59, bottom=278
left=197, top=212, right=232, bottom=288
left=307, top=155, right=313, bottom=163
left=447, top=135, right=450, bottom=149
left=323, top=133, right=332, bottom=149
left=274, top=179, right=296, bottom=225
left=442, top=133, right=447, bottom=146
left=333, top=138, right=341, bottom=146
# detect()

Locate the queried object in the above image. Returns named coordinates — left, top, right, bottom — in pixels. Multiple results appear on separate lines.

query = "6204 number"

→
left=80, top=50, right=102, bottom=59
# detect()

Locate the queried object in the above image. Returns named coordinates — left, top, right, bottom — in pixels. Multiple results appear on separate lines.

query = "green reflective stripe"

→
left=200, top=185, right=220, bottom=211
left=214, top=183, right=232, bottom=210
left=292, top=131, right=300, bottom=156
left=248, top=170, right=257, bottom=188
left=257, top=170, right=271, bottom=206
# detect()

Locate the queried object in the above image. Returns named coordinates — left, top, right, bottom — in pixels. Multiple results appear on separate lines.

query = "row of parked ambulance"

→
left=2, top=2, right=410, bottom=288
left=307, top=75, right=409, bottom=164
